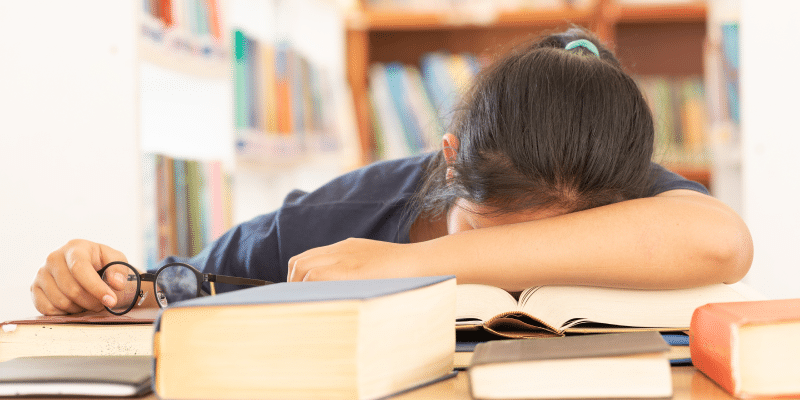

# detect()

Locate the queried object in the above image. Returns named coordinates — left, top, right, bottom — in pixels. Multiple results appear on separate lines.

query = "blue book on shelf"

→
left=384, top=62, right=427, bottom=153
left=721, top=22, right=740, bottom=124
left=420, top=52, right=459, bottom=129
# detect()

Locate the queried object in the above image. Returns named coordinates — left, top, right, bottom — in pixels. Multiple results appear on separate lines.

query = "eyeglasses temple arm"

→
left=209, top=275, right=273, bottom=287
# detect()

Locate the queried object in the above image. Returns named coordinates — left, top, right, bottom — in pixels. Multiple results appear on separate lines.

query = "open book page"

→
left=456, top=284, right=519, bottom=325
left=518, top=283, right=761, bottom=332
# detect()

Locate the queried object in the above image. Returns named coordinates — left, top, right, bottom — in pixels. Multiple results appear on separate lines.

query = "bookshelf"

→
left=345, top=0, right=712, bottom=187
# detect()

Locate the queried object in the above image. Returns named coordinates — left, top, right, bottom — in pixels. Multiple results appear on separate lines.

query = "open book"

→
left=456, top=282, right=763, bottom=338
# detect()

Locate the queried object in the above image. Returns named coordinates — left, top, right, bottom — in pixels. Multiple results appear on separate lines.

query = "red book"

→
left=690, top=298, right=800, bottom=398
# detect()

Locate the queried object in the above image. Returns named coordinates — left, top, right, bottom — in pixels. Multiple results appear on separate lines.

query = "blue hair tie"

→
left=565, top=39, right=600, bottom=57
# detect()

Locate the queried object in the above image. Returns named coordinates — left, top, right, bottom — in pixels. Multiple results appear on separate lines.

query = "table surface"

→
left=18, top=365, right=737, bottom=400
left=392, top=366, right=737, bottom=400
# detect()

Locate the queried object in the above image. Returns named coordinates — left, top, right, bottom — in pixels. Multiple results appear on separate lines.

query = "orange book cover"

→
left=690, top=298, right=800, bottom=399
left=207, top=0, right=221, bottom=41
left=275, top=44, right=294, bottom=135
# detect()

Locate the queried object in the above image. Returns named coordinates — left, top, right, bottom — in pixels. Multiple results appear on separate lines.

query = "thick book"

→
left=0, top=356, right=152, bottom=397
left=456, top=282, right=762, bottom=338
left=467, top=331, right=672, bottom=400
left=690, top=298, right=800, bottom=398
left=0, top=308, right=158, bottom=362
left=153, top=276, right=457, bottom=400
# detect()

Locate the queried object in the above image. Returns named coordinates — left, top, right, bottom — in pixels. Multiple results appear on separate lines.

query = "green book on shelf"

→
left=184, top=159, right=207, bottom=257
left=233, top=29, right=248, bottom=130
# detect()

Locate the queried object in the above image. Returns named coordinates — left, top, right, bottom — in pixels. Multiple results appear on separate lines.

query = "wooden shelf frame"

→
left=345, top=0, right=711, bottom=187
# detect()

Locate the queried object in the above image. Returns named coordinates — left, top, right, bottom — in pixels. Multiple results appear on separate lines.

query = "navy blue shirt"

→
left=164, top=153, right=708, bottom=291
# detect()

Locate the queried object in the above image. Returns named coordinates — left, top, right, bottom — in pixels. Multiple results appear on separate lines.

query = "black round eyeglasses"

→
left=97, top=261, right=273, bottom=315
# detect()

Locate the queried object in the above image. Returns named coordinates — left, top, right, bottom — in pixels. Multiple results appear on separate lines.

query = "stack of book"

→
left=140, top=0, right=227, bottom=63
left=635, top=75, right=709, bottom=168
left=233, top=30, right=340, bottom=162
left=368, top=52, right=484, bottom=160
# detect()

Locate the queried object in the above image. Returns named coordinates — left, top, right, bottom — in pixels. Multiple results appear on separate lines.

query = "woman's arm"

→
left=288, top=190, right=753, bottom=291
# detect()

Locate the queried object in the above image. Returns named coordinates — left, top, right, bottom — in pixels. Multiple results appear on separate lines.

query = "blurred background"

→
left=1, top=0, right=798, bottom=321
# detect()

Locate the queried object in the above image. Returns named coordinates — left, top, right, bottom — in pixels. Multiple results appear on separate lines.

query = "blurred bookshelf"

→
left=138, top=0, right=358, bottom=267
left=138, top=0, right=235, bottom=269
left=345, top=0, right=713, bottom=188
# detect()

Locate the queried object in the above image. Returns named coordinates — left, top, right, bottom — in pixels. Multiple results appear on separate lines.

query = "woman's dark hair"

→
left=413, top=27, right=655, bottom=219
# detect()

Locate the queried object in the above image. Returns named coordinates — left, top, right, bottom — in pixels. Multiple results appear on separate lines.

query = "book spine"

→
left=156, top=155, right=177, bottom=260
left=233, top=30, right=248, bottom=131
left=690, top=303, right=741, bottom=396
left=206, top=161, right=225, bottom=242
left=142, top=153, right=159, bottom=271
left=172, top=159, right=189, bottom=258
left=185, top=159, right=205, bottom=257
left=275, top=43, right=294, bottom=135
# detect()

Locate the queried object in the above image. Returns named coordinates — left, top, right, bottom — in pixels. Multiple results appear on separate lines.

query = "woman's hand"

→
left=31, top=239, right=129, bottom=315
left=287, top=238, right=424, bottom=282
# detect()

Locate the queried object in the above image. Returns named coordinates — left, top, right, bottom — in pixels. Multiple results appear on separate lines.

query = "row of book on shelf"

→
left=233, top=29, right=340, bottom=161
left=369, top=51, right=710, bottom=167
left=141, top=153, right=233, bottom=271
left=363, top=0, right=703, bottom=14
left=2, top=275, right=799, bottom=399
left=364, top=0, right=596, bottom=13
left=140, top=0, right=227, bottom=62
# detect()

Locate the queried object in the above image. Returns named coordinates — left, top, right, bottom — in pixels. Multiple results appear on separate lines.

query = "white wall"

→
left=0, top=1, right=141, bottom=321
left=0, top=0, right=352, bottom=323
left=739, top=0, right=800, bottom=299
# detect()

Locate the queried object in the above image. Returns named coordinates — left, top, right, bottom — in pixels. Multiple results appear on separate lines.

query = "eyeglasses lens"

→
left=100, top=264, right=140, bottom=313
left=155, top=264, right=199, bottom=307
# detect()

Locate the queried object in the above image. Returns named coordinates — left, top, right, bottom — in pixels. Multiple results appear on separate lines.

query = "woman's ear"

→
left=442, top=133, right=459, bottom=165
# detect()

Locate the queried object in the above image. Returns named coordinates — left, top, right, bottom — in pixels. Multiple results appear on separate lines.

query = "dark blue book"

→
left=154, top=276, right=457, bottom=400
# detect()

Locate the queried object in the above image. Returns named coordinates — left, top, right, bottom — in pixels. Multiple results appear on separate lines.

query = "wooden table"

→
left=45, top=366, right=735, bottom=400
left=392, top=366, right=739, bottom=400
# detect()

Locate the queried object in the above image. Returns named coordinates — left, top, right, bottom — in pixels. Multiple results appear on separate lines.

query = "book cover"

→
left=153, top=276, right=457, bottom=400
left=468, top=331, right=672, bottom=399
left=0, top=356, right=152, bottom=397
left=690, top=298, right=800, bottom=398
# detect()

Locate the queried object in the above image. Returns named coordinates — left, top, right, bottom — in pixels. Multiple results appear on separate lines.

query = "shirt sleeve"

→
left=155, top=210, right=285, bottom=293
left=647, top=163, right=709, bottom=196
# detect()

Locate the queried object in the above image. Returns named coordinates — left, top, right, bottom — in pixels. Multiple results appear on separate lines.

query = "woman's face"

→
left=446, top=198, right=568, bottom=234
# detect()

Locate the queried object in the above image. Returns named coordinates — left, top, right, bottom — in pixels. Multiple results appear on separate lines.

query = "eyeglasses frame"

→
left=97, top=261, right=272, bottom=315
